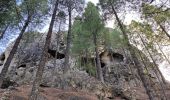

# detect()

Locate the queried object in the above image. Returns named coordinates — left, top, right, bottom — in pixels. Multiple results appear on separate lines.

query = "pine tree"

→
left=62, top=0, right=85, bottom=73
left=99, top=0, right=157, bottom=99
left=0, top=0, right=33, bottom=88
left=82, top=2, right=104, bottom=82
left=29, top=0, right=59, bottom=99
left=142, top=3, right=170, bottom=40
left=60, top=0, right=85, bottom=73
left=0, top=0, right=49, bottom=88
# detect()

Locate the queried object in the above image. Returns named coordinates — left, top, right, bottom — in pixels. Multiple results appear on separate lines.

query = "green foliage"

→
left=99, top=0, right=120, bottom=8
left=20, top=0, right=48, bottom=15
left=129, top=21, right=154, bottom=49
left=85, top=63, right=96, bottom=76
left=142, top=4, right=170, bottom=23
left=102, top=28, right=125, bottom=49
left=83, top=2, right=104, bottom=34
left=57, top=11, right=66, bottom=20
left=129, top=3, right=170, bottom=46
left=72, top=19, right=93, bottom=55
left=128, top=20, right=162, bottom=60
left=76, top=58, right=96, bottom=76
left=129, top=20, right=153, bottom=40
left=0, top=0, right=49, bottom=32
left=141, top=3, right=170, bottom=43
left=72, top=2, right=126, bottom=55
left=72, top=2, right=105, bottom=55
left=0, top=0, right=16, bottom=30
left=72, top=2, right=104, bottom=75
left=19, top=0, right=49, bottom=26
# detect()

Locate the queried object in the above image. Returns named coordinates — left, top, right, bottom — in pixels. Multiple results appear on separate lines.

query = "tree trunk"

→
left=56, top=20, right=62, bottom=57
left=0, top=24, right=9, bottom=40
left=29, top=1, right=59, bottom=99
left=52, top=20, right=62, bottom=78
left=156, top=42, right=170, bottom=65
left=138, top=34, right=166, bottom=84
left=63, top=8, right=72, bottom=73
left=138, top=33, right=167, bottom=99
left=111, top=6, right=156, bottom=100
left=93, top=32, right=104, bottom=83
left=133, top=40, right=160, bottom=97
left=53, top=20, right=61, bottom=68
left=121, top=47, right=139, bottom=86
left=159, top=24, right=170, bottom=39
left=0, top=15, right=31, bottom=88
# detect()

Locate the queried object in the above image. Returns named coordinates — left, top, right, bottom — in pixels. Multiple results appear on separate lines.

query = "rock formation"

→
left=0, top=32, right=169, bottom=99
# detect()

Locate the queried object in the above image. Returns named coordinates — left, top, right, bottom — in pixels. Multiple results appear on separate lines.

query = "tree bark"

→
left=159, top=24, right=170, bottom=39
left=93, top=32, right=104, bottom=83
left=138, top=34, right=166, bottom=84
left=111, top=5, right=156, bottom=100
left=0, top=15, right=31, bottom=88
left=56, top=20, right=62, bottom=57
left=133, top=40, right=160, bottom=97
left=53, top=20, right=61, bottom=68
left=121, top=47, right=139, bottom=86
left=52, top=20, right=62, bottom=77
left=29, top=1, right=59, bottom=99
left=63, top=8, right=72, bottom=73
left=156, top=42, right=170, bottom=65
left=138, top=33, right=167, bottom=99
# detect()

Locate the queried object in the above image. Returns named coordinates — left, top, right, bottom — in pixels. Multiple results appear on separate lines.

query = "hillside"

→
left=0, top=0, right=170, bottom=100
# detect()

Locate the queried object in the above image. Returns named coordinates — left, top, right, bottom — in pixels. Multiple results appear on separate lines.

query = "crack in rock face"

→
left=0, top=53, right=5, bottom=61
left=80, top=50, right=124, bottom=68
left=0, top=53, right=5, bottom=72
left=48, top=49, right=65, bottom=59
left=17, top=64, right=26, bottom=69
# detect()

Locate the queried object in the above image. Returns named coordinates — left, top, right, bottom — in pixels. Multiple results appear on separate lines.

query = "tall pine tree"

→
left=0, top=0, right=48, bottom=88
left=29, top=0, right=59, bottom=99
left=82, top=2, right=104, bottom=82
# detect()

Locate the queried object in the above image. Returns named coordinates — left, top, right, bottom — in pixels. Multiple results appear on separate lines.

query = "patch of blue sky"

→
left=16, top=0, right=23, bottom=5
left=85, top=0, right=99, bottom=5
left=0, top=28, right=19, bottom=54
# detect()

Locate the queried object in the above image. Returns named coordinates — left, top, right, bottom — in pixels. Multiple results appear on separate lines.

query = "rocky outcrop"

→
left=0, top=31, right=168, bottom=99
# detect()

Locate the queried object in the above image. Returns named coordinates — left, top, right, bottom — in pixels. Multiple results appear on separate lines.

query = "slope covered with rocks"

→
left=0, top=31, right=169, bottom=100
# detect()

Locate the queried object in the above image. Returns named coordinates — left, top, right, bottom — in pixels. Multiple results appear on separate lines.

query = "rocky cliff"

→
left=0, top=32, right=169, bottom=100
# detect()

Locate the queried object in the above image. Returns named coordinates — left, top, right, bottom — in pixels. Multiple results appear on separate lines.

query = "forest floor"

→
left=0, top=85, right=170, bottom=100
left=0, top=85, right=102, bottom=100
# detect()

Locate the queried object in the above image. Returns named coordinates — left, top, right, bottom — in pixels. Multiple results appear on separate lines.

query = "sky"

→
left=39, top=0, right=141, bottom=32
left=86, top=0, right=99, bottom=4
left=85, top=0, right=142, bottom=27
